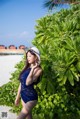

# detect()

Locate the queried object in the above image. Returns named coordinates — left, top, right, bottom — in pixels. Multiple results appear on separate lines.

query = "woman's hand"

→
left=14, top=97, right=20, bottom=106
left=32, top=63, right=39, bottom=70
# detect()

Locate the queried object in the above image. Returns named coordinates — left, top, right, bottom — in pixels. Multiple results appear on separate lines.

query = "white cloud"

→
left=19, top=31, right=29, bottom=38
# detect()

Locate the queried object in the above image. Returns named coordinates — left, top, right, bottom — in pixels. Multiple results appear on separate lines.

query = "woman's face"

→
left=27, top=51, right=37, bottom=64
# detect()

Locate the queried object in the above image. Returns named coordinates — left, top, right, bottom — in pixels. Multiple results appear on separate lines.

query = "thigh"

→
left=25, top=100, right=38, bottom=112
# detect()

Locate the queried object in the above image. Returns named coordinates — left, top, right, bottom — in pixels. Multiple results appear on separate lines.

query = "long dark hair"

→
left=18, top=50, right=41, bottom=80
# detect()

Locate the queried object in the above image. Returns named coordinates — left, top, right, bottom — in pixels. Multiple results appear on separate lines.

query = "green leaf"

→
left=67, top=70, right=74, bottom=86
left=76, top=61, right=80, bottom=72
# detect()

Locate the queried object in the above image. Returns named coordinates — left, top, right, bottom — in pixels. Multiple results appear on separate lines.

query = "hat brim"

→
left=32, top=52, right=40, bottom=64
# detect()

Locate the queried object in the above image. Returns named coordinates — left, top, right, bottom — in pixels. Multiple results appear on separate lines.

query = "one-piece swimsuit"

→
left=20, top=67, right=38, bottom=103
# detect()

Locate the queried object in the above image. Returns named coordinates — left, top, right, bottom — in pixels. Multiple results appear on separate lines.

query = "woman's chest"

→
left=20, top=69, right=31, bottom=82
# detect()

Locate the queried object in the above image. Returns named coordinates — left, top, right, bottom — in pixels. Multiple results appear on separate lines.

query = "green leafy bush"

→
left=32, top=4, right=80, bottom=119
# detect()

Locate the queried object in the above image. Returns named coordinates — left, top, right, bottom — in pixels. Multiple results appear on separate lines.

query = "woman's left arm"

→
left=26, top=67, right=42, bottom=86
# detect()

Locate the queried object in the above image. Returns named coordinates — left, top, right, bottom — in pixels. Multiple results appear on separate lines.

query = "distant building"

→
left=19, top=45, right=26, bottom=49
left=0, top=45, right=28, bottom=51
left=5, top=47, right=7, bottom=49
left=0, top=45, right=6, bottom=49
left=8, top=45, right=17, bottom=49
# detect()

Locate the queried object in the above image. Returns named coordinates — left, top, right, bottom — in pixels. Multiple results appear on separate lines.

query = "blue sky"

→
left=0, top=0, right=70, bottom=48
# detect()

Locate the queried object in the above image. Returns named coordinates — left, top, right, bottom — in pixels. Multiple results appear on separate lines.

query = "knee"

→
left=16, top=110, right=29, bottom=119
left=22, top=107, right=29, bottom=115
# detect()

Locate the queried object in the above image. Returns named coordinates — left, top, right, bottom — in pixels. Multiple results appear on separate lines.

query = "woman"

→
left=15, top=46, right=43, bottom=119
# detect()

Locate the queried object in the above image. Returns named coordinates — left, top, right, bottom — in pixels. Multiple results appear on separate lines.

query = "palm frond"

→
left=44, top=0, right=58, bottom=10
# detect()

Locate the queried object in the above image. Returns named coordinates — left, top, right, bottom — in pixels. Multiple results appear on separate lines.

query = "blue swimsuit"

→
left=20, top=67, right=38, bottom=103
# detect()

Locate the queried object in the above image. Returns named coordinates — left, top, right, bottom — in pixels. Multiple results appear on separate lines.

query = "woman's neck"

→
left=30, top=63, right=35, bottom=68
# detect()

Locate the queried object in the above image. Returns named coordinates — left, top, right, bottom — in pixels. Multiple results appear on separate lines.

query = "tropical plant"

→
left=44, top=0, right=80, bottom=10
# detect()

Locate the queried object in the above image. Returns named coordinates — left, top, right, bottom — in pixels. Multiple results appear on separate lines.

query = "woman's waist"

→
left=21, top=86, right=36, bottom=92
left=21, top=87, right=37, bottom=96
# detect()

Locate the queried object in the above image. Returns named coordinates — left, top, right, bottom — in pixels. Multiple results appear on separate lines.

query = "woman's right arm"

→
left=15, top=83, right=21, bottom=106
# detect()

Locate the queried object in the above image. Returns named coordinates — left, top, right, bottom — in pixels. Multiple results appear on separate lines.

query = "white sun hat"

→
left=26, top=46, right=41, bottom=64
